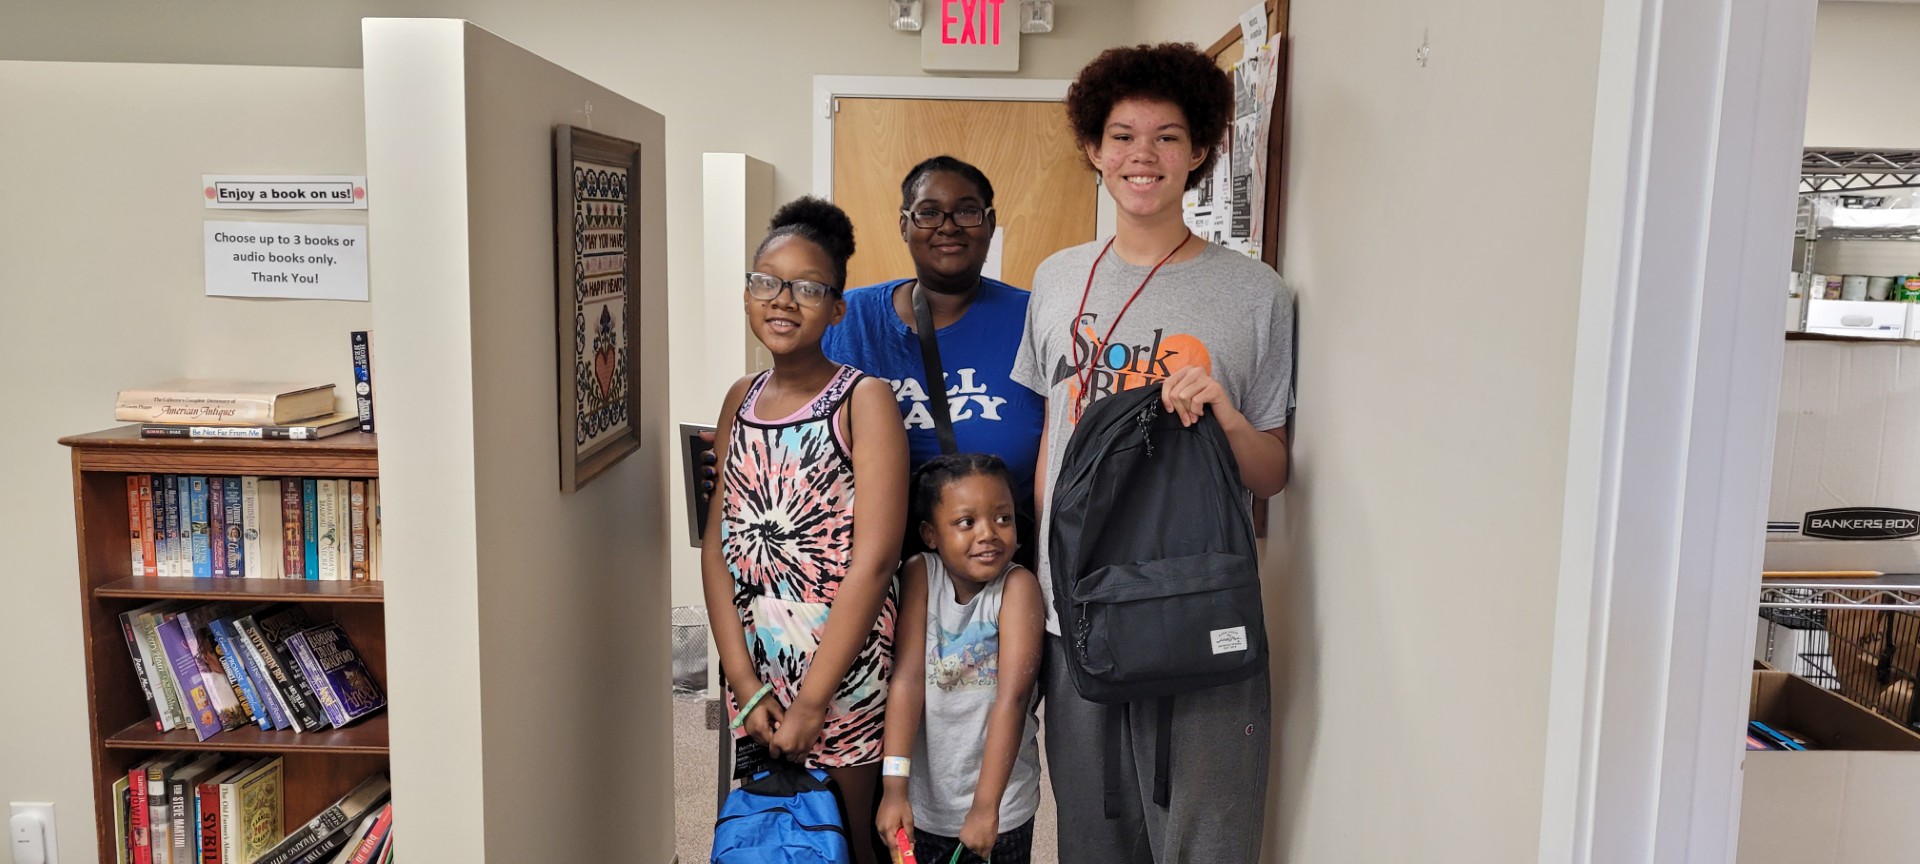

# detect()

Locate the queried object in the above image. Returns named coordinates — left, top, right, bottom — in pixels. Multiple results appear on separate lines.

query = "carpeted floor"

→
left=672, top=693, right=1059, bottom=863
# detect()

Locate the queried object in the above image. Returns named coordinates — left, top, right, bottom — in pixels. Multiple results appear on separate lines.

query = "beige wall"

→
left=0, top=61, right=369, bottom=863
left=1129, top=0, right=1605, bottom=860
left=1808, top=2, right=1920, bottom=147
left=0, top=1, right=1143, bottom=613
left=363, top=19, right=674, bottom=862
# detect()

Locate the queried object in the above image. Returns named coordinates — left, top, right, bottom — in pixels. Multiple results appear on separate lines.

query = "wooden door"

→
left=831, top=98, right=1097, bottom=291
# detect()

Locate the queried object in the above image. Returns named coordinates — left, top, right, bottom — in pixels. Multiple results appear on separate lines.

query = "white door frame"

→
left=1540, top=0, right=1818, bottom=861
left=810, top=75, right=1114, bottom=235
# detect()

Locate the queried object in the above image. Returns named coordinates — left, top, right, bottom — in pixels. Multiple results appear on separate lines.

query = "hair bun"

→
left=770, top=196, right=856, bottom=263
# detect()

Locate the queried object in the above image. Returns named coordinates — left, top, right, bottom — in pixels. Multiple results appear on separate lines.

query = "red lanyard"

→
left=1069, top=233, right=1194, bottom=420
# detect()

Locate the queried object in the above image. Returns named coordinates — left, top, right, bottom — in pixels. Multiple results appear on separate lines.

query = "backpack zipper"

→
left=714, top=807, right=849, bottom=836
left=1138, top=399, right=1158, bottom=458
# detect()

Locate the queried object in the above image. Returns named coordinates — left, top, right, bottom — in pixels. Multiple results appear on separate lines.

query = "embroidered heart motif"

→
left=594, top=344, right=616, bottom=397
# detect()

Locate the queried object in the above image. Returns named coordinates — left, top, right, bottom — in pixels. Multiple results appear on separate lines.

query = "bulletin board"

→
left=1200, top=0, right=1289, bottom=272
left=1203, top=1, right=1290, bottom=536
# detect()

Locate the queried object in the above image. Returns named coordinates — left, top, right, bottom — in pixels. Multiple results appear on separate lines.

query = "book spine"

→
left=316, top=480, right=339, bottom=582
left=120, top=780, right=134, bottom=864
left=119, top=612, right=163, bottom=730
left=348, top=480, right=369, bottom=583
left=140, top=426, right=192, bottom=438
left=257, top=480, right=283, bottom=579
left=169, top=773, right=194, bottom=864
left=159, top=616, right=221, bottom=741
left=229, top=621, right=292, bottom=730
left=208, top=479, right=226, bottom=577
left=218, top=777, right=240, bottom=864
left=302, top=480, right=318, bottom=580
left=241, top=477, right=261, bottom=579
left=148, top=766, right=170, bottom=864
left=189, top=478, right=211, bottom=579
left=115, top=396, right=277, bottom=425
left=223, top=478, right=244, bottom=579
left=163, top=479, right=181, bottom=579
left=236, top=618, right=322, bottom=731
left=140, top=476, right=158, bottom=577
left=176, top=477, right=193, bottom=577
left=130, top=767, right=151, bottom=864
left=151, top=476, right=169, bottom=579
left=208, top=620, right=270, bottom=730
left=198, top=778, right=222, bottom=864
left=129, top=476, right=145, bottom=576
left=286, top=631, right=349, bottom=727
left=348, top=805, right=392, bottom=864
left=351, top=331, right=375, bottom=433
left=281, top=482, right=304, bottom=580
left=368, top=480, right=380, bottom=582
left=138, top=613, right=185, bottom=730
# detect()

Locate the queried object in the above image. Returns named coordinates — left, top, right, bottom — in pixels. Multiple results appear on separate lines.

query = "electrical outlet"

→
left=8, top=803, right=56, bottom=864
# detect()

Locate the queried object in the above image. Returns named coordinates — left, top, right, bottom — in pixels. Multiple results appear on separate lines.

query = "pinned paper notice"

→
left=982, top=226, right=1006, bottom=282
left=205, top=221, right=369, bottom=301
left=204, top=175, right=367, bottom=210
left=1239, top=3, right=1268, bottom=47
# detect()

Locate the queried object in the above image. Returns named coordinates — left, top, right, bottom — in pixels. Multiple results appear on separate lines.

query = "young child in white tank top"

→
left=875, top=453, right=1047, bottom=864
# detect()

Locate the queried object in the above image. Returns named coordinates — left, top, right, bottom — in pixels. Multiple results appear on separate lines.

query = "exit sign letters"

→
left=922, top=0, right=1020, bottom=72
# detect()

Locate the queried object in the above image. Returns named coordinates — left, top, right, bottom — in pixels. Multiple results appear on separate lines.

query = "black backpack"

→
left=1049, top=382, right=1267, bottom=811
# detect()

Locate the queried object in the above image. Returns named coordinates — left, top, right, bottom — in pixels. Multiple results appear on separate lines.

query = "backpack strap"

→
left=911, top=284, right=959, bottom=456
left=1102, top=704, right=1125, bottom=819
left=1153, top=696, right=1174, bottom=808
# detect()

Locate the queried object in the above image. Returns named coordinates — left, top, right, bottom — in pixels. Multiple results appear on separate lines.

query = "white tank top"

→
left=910, top=553, right=1042, bottom=835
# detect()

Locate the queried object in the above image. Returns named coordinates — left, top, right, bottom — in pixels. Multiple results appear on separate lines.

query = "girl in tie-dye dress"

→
left=702, top=197, right=908, bottom=864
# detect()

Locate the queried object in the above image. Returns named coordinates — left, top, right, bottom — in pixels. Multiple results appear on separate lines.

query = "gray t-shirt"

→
left=910, top=553, right=1042, bottom=835
left=1012, top=239, right=1294, bottom=634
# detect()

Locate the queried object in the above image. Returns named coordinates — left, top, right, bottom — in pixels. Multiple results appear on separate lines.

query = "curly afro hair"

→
left=1066, top=43, right=1234, bottom=191
left=757, top=196, right=856, bottom=289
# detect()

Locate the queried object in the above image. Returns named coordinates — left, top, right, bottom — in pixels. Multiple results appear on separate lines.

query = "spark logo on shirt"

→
left=890, top=368, right=1011, bottom=430
left=1050, top=314, right=1212, bottom=420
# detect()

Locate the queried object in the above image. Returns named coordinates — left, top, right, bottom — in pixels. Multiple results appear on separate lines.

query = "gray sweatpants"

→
left=1042, top=635, right=1270, bottom=864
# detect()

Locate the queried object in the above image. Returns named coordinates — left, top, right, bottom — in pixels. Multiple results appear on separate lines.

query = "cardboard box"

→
left=1766, top=341, right=1920, bottom=572
left=1739, top=671, right=1920, bottom=863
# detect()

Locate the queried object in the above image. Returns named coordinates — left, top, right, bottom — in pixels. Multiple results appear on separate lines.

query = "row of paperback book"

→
left=113, top=758, right=390, bottom=864
left=127, top=475, right=382, bottom=583
left=121, top=602, right=386, bottom=740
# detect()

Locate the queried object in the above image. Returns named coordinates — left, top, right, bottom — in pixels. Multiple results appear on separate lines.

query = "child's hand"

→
left=875, top=788, right=914, bottom=851
left=740, top=698, right=784, bottom=750
left=770, top=700, right=825, bottom=759
left=958, top=809, right=999, bottom=860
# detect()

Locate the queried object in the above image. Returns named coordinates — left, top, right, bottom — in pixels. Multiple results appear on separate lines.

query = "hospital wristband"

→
left=882, top=757, right=911, bottom=778
left=730, top=682, right=776, bottom=730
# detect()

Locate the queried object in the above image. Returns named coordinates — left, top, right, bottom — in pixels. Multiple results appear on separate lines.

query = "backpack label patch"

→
left=1210, top=626, right=1248, bottom=655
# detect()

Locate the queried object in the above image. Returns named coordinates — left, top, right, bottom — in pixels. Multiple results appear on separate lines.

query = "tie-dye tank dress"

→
left=722, top=364, right=896, bottom=767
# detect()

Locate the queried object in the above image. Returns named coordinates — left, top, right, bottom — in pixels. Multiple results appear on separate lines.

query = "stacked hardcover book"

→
left=117, top=378, right=357, bottom=441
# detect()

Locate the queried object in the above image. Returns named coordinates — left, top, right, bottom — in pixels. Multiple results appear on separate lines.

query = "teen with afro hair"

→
left=1010, top=42, right=1295, bottom=863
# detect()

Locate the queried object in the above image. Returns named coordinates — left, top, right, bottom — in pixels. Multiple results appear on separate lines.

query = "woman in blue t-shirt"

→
left=823, top=156, right=1044, bottom=561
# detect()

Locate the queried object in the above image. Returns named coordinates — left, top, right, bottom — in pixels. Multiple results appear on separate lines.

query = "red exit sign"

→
left=921, top=0, right=1020, bottom=71
left=941, top=0, right=1006, bottom=46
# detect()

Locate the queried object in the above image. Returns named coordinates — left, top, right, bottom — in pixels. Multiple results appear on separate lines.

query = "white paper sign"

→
left=981, top=226, right=1007, bottom=282
left=1239, top=3, right=1268, bottom=47
left=204, top=175, right=367, bottom=210
left=205, top=221, right=369, bottom=301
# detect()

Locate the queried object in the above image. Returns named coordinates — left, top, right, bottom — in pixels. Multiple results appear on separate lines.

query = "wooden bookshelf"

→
left=61, top=426, right=388, bottom=863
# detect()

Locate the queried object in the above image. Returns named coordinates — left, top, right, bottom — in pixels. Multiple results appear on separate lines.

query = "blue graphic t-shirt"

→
left=823, top=278, right=1044, bottom=505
